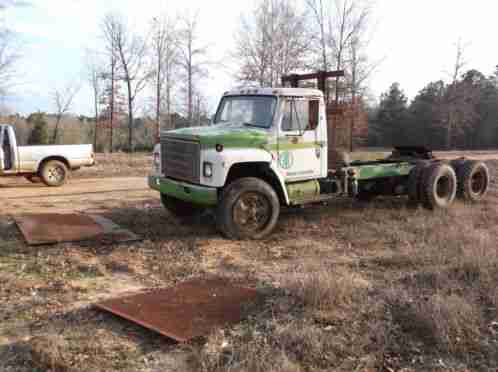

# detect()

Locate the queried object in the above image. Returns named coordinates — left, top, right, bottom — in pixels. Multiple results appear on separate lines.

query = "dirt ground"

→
left=1, top=152, right=498, bottom=371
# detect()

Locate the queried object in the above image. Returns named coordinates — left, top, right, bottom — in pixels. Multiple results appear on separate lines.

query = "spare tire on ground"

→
left=454, top=160, right=489, bottom=202
left=421, top=162, right=457, bottom=210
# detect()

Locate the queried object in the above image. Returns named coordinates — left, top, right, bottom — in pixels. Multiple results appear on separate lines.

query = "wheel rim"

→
left=47, top=165, right=64, bottom=183
left=470, top=169, right=486, bottom=195
left=436, top=175, right=452, bottom=200
left=233, top=192, right=271, bottom=234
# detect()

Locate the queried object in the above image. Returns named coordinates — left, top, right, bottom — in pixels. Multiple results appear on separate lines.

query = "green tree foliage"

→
left=408, top=81, right=446, bottom=148
left=369, top=83, right=409, bottom=147
left=26, top=112, right=49, bottom=145
left=371, top=68, right=498, bottom=150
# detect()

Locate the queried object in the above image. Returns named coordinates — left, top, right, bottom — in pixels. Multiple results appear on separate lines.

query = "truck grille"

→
left=161, top=137, right=200, bottom=184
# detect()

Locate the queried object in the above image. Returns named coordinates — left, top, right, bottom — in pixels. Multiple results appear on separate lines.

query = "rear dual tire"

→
left=408, top=160, right=489, bottom=209
left=407, top=160, right=431, bottom=204
left=453, top=160, right=490, bottom=202
left=420, top=163, right=457, bottom=210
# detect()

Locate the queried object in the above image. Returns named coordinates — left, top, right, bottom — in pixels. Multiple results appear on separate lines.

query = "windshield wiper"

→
left=243, top=122, right=264, bottom=128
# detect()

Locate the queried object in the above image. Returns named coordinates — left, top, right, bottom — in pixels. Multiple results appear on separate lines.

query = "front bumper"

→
left=148, top=175, right=218, bottom=206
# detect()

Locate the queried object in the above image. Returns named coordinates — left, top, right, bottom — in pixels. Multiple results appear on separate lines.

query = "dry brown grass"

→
left=1, top=158, right=497, bottom=371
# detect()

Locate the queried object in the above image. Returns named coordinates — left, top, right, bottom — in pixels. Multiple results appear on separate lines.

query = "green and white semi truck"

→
left=149, top=87, right=490, bottom=239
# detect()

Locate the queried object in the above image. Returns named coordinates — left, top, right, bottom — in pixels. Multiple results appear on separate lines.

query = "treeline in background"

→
left=370, top=68, right=498, bottom=150
left=6, top=111, right=204, bottom=152
left=1, top=0, right=497, bottom=152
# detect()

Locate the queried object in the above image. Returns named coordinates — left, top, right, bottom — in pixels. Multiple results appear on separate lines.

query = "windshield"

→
left=214, top=95, right=277, bottom=128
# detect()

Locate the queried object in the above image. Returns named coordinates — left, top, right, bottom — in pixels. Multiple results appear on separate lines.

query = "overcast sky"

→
left=5, top=0, right=498, bottom=115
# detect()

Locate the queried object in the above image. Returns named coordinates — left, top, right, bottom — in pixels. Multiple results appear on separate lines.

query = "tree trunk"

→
left=110, top=55, right=115, bottom=154
left=188, top=62, right=192, bottom=125
left=155, top=53, right=161, bottom=143
left=166, top=82, right=171, bottom=129
left=93, top=93, right=98, bottom=152
left=127, top=78, right=133, bottom=152
left=52, top=116, right=61, bottom=144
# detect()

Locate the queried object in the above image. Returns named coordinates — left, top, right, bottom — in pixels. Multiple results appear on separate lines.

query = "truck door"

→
left=277, top=98, right=322, bottom=181
left=0, top=126, right=4, bottom=172
left=2, top=126, right=12, bottom=170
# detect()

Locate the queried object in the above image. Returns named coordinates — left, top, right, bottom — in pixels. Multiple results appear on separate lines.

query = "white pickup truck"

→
left=0, top=124, right=95, bottom=186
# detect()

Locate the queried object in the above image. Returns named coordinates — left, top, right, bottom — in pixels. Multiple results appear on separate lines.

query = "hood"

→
left=162, top=122, right=269, bottom=149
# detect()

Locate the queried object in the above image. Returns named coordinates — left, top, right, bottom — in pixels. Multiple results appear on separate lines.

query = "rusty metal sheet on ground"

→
left=14, top=213, right=140, bottom=246
left=95, top=278, right=261, bottom=342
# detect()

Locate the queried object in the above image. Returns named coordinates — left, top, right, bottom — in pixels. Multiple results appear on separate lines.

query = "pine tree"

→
left=373, top=83, right=410, bottom=147
left=27, top=112, right=49, bottom=145
left=98, top=79, right=126, bottom=152
left=409, top=81, right=446, bottom=149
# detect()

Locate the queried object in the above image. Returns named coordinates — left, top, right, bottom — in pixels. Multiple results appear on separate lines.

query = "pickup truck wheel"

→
left=160, top=194, right=202, bottom=218
left=25, top=175, right=41, bottom=183
left=455, top=160, right=489, bottom=202
left=217, top=177, right=280, bottom=240
left=421, top=163, right=457, bottom=210
left=40, top=160, right=68, bottom=187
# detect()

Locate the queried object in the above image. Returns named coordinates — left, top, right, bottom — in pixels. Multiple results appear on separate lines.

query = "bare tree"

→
left=177, top=11, right=208, bottom=125
left=0, top=28, right=20, bottom=96
left=444, top=38, right=468, bottom=149
left=150, top=14, right=178, bottom=138
left=305, top=0, right=372, bottom=101
left=102, top=12, right=151, bottom=152
left=234, top=0, right=308, bottom=87
left=305, top=0, right=329, bottom=71
left=84, top=50, right=103, bottom=151
left=100, top=14, right=120, bottom=152
left=330, top=0, right=371, bottom=102
left=51, top=82, right=80, bottom=144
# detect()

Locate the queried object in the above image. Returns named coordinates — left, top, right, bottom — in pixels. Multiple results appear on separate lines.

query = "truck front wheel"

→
left=40, top=160, right=68, bottom=187
left=217, top=177, right=280, bottom=240
left=161, top=194, right=203, bottom=218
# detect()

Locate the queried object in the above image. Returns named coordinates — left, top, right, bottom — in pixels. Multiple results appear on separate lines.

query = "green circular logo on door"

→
left=279, top=151, right=294, bottom=169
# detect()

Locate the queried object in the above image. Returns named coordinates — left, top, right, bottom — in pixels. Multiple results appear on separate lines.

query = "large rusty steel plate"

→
left=95, top=278, right=261, bottom=342
left=15, top=213, right=104, bottom=245
left=14, top=213, right=140, bottom=246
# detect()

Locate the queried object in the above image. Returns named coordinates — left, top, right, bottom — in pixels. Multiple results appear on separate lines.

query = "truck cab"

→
left=149, top=88, right=490, bottom=239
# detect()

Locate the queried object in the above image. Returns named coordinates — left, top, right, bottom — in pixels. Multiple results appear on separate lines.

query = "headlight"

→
left=203, top=162, right=213, bottom=177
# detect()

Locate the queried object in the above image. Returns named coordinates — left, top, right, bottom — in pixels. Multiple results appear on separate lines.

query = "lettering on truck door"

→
left=277, top=98, right=322, bottom=181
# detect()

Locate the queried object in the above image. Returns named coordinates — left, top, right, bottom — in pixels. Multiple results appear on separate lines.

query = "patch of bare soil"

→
left=76, top=152, right=152, bottom=178
left=0, top=158, right=497, bottom=371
